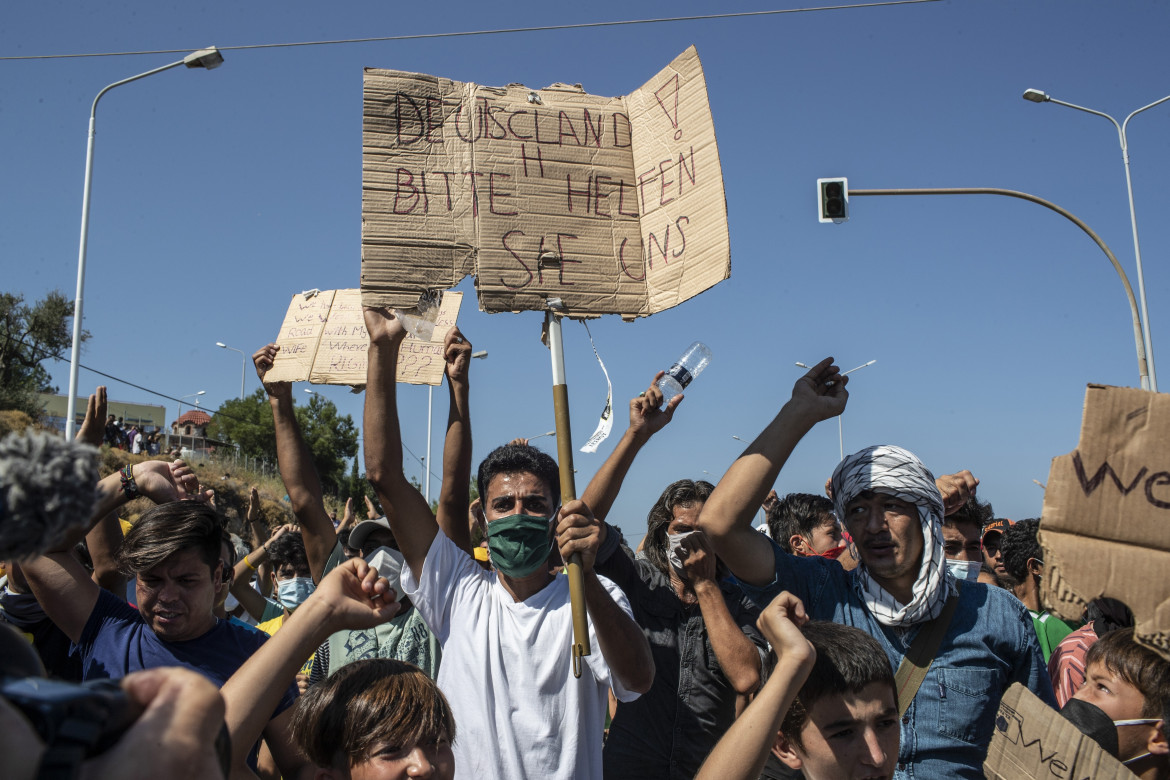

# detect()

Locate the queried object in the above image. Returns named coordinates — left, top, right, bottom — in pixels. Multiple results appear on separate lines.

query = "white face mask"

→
left=945, top=558, right=983, bottom=582
left=666, top=531, right=699, bottom=579
left=224, top=593, right=240, bottom=612
left=364, top=546, right=406, bottom=597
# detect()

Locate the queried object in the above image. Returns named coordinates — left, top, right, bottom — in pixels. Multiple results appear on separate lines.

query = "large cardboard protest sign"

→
left=984, top=683, right=1131, bottom=780
left=1040, top=384, right=1170, bottom=658
left=361, top=46, right=729, bottom=320
left=263, top=289, right=462, bottom=387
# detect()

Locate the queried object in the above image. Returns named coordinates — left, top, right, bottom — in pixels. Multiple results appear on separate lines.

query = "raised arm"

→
left=22, top=461, right=206, bottom=644
left=682, top=531, right=763, bottom=696
left=74, top=386, right=127, bottom=593
left=244, top=487, right=274, bottom=597
left=436, top=326, right=474, bottom=554
left=557, top=500, right=654, bottom=694
left=581, top=372, right=682, bottom=525
left=700, top=358, right=847, bottom=587
left=254, top=344, right=337, bottom=583
left=362, top=307, right=439, bottom=577
left=695, top=591, right=815, bottom=780
left=221, top=557, right=399, bottom=776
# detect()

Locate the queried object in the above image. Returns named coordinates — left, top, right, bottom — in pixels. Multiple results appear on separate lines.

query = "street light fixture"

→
left=178, top=390, right=206, bottom=420
left=64, top=47, right=225, bottom=439
left=215, top=342, right=246, bottom=399
left=1022, top=87, right=1170, bottom=391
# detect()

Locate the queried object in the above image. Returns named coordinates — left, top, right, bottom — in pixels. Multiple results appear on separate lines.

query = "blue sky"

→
left=5, top=1, right=1170, bottom=546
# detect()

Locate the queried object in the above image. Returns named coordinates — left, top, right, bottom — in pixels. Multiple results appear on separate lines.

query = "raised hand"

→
left=679, top=530, right=718, bottom=584
left=444, top=326, right=473, bottom=384
left=313, top=557, right=401, bottom=632
left=789, top=357, right=848, bottom=423
left=936, top=470, right=979, bottom=516
left=363, top=306, right=406, bottom=345
left=556, top=499, right=601, bottom=574
left=76, top=386, right=108, bottom=448
left=252, top=343, right=291, bottom=399
left=247, top=486, right=260, bottom=523
left=134, top=460, right=212, bottom=505
left=757, top=591, right=815, bottom=667
left=629, top=371, right=683, bottom=443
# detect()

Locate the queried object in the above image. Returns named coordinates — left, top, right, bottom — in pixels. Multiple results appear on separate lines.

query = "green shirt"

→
left=1030, top=609, right=1079, bottom=663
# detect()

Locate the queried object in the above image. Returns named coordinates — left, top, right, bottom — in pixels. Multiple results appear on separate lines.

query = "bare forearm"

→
left=701, top=402, right=817, bottom=586
left=585, top=572, right=654, bottom=694
left=86, top=511, right=127, bottom=593
left=222, top=599, right=335, bottom=767
left=694, top=580, right=761, bottom=695
left=581, top=428, right=647, bottom=525
left=436, top=377, right=472, bottom=553
left=695, top=655, right=813, bottom=780
left=269, top=395, right=336, bottom=579
left=364, top=339, right=438, bottom=573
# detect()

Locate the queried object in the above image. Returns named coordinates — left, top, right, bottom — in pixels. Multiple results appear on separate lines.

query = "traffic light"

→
left=817, top=177, right=849, bottom=224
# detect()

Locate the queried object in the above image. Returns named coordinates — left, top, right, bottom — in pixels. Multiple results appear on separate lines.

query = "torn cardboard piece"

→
left=983, top=683, right=1131, bottom=780
left=361, top=45, right=729, bottom=320
left=264, top=289, right=463, bottom=387
left=1040, top=383, right=1170, bottom=660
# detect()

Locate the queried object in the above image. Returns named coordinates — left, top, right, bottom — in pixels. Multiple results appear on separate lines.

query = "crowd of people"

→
left=1, top=318, right=1168, bottom=780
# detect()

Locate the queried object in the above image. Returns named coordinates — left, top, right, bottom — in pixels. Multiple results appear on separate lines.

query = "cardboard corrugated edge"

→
left=359, top=47, right=729, bottom=319
left=983, top=683, right=1132, bottom=780
left=264, top=290, right=337, bottom=383
left=624, top=45, right=729, bottom=316
left=267, top=289, right=462, bottom=387
left=1040, top=383, right=1170, bottom=660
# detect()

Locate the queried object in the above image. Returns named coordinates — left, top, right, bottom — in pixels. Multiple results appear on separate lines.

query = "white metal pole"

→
left=425, top=385, right=433, bottom=505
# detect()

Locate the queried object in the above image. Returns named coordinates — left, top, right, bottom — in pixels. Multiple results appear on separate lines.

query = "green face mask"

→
left=487, top=513, right=553, bottom=579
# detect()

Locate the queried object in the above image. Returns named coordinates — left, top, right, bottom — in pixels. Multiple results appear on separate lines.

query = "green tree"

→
left=295, top=394, right=359, bottom=495
left=0, top=291, right=84, bottom=417
left=205, top=389, right=277, bottom=463
left=206, top=391, right=358, bottom=495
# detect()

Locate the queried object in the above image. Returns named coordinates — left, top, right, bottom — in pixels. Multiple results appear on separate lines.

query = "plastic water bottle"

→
left=656, top=342, right=712, bottom=405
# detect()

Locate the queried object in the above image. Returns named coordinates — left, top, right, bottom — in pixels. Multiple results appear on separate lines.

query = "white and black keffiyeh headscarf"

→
left=831, top=445, right=956, bottom=628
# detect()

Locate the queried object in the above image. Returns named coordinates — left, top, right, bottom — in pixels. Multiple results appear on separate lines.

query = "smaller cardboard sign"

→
left=1040, top=384, right=1170, bottom=659
left=983, top=683, right=1131, bottom=780
left=265, top=289, right=462, bottom=387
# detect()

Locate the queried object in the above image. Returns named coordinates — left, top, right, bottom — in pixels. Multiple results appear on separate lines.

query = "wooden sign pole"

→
left=546, top=308, right=590, bottom=678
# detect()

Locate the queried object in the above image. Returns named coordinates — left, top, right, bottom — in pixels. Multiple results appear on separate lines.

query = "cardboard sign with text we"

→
left=361, top=46, right=729, bottom=320
left=263, top=289, right=462, bottom=387
left=1040, top=383, right=1170, bottom=659
left=984, top=683, right=1131, bottom=780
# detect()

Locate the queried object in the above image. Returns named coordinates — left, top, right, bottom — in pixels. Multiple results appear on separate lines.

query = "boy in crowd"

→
left=1000, top=518, right=1080, bottom=662
left=697, top=591, right=899, bottom=780
left=1070, top=627, right=1170, bottom=778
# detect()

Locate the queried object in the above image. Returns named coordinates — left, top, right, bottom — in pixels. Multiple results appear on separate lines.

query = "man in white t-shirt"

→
left=362, top=307, right=654, bottom=780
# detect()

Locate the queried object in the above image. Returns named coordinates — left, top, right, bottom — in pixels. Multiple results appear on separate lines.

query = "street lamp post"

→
left=1022, top=88, right=1170, bottom=392
left=216, top=342, right=246, bottom=399
left=64, top=47, right=225, bottom=439
left=833, top=186, right=1150, bottom=390
left=424, top=348, right=489, bottom=504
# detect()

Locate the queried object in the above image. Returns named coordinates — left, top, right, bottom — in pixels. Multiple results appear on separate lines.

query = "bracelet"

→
left=242, top=554, right=257, bottom=571
left=119, top=464, right=140, bottom=500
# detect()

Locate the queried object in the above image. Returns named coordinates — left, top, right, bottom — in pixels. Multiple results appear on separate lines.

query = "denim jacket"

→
left=738, top=539, right=1056, bottom=779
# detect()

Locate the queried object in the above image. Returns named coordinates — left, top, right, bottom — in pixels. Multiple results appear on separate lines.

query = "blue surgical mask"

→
left=277, top=577, right=315, bottom=611
left=945, top=559, right=982, bottom=582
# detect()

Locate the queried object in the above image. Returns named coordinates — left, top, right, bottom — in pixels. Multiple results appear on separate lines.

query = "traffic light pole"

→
left=848, top=187, right=1151, bottom=392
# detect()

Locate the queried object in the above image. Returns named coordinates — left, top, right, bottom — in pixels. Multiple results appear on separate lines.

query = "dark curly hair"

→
left=477, top=443, right=560, bottom=508
left=267, top=530, right=308, bottom=574
left=766, top=493, right=834, bottom=554
left=643, top=479, right=714, bottom=578
left=1000, top=517, right=1041, bottom=583
left=944, top=495, right=994, bottom=533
